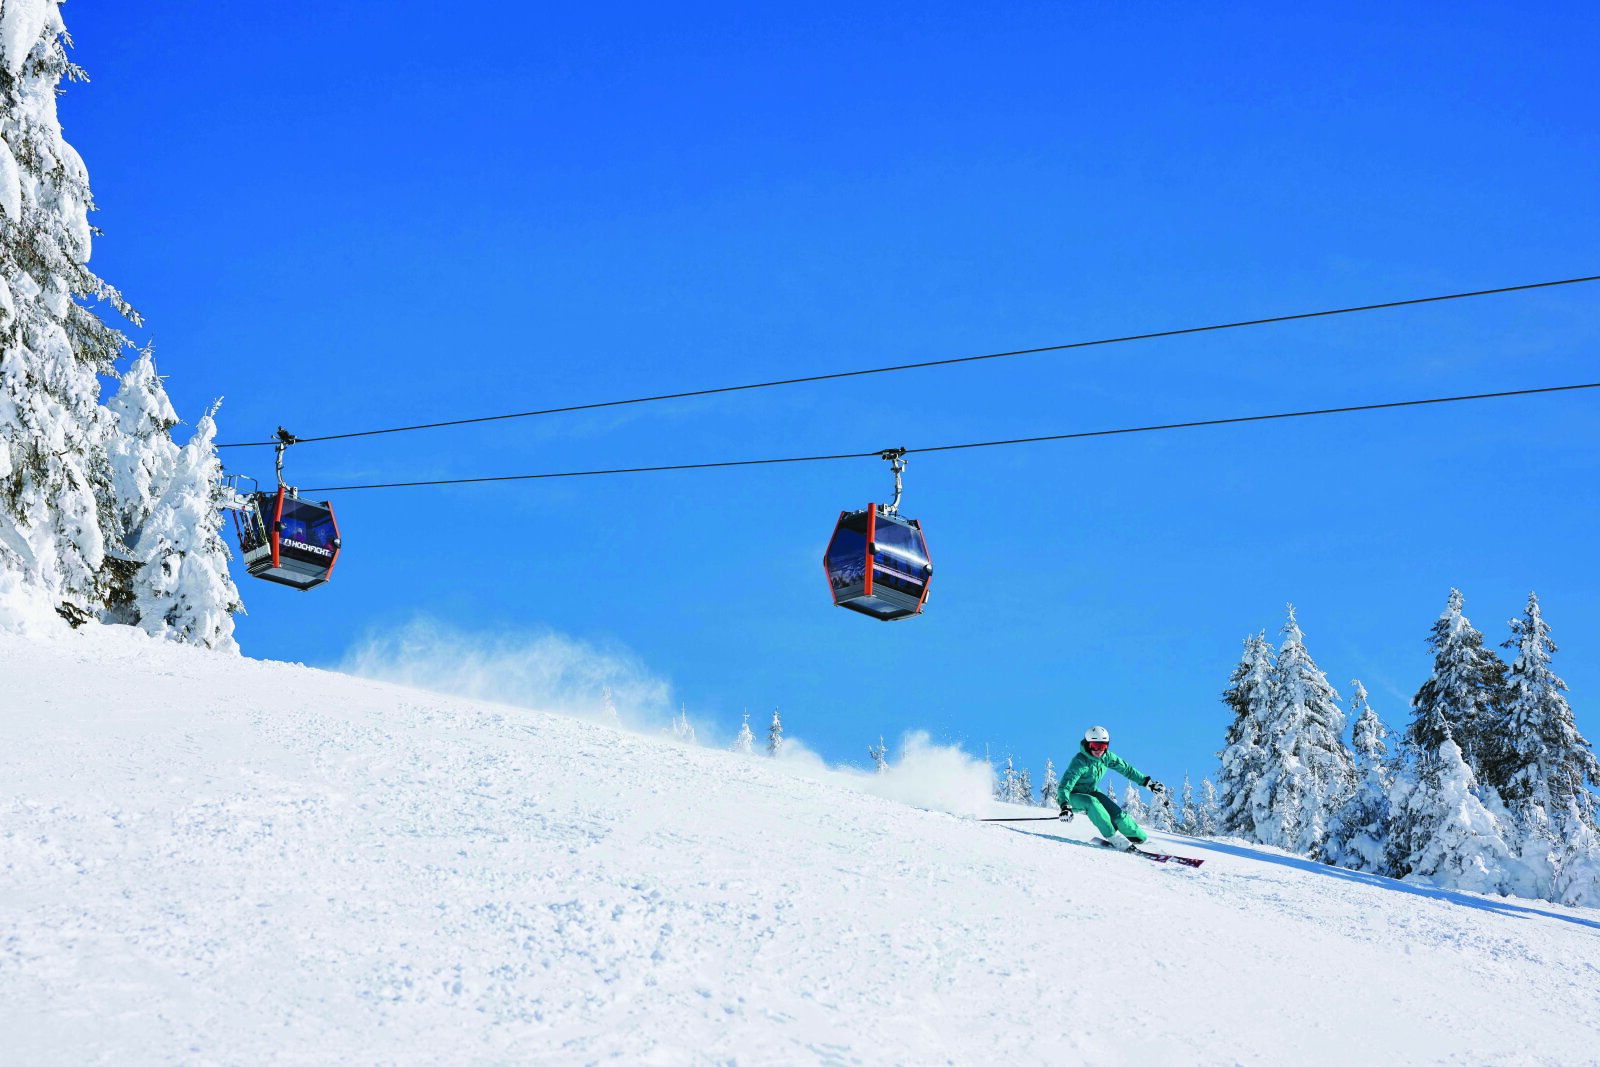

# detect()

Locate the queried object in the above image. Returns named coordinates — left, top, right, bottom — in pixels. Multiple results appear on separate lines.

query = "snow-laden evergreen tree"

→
left=1321, top=681, right=1395, bottom=873
left=600, top=687, right=621, bottom=728
left=100, top=345, right=177, bottom=624
left=1380, top=738, right=1426, bottom=880
left=1386, top=736, right=1519, bottom=895
left=1016, top=765, right=1032, bottom=806
left=1196, top=778, right=1221, bottom=836
left=1146, top=786, right=1175, bottom=832
left=1549, top=832, right=1600, bottom=908
left=1178, top=774, right=1198, bottom=834
left=996, top=757, right=1020, bottom=803
left=1250, top=607, right=1356, bottom=856
left=1216, top=631, right=1274, bottom=838
left=1495, top=593, right=1600, bottom=841
left=1348, top=681, right=1389, bottom=767
left=671, top=704, right=696, bottom=744
left=1407, top=589, right=1508, bottom=787
left=868, top=736, right=888, bottom=773
left=1122, top=783, right=1146, bottom=823
left=767, top=708, right=783, bottom=757
left=125, top=402, right=240, bottom=650
left=1039, top=758, right=1056, bottom=807
left=0, top=1, right=138, bottom=628
left=731, top=709, right=754, bottom=754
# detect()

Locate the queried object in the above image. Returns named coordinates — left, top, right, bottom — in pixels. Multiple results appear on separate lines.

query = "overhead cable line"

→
left=220, top=273, right=1600, bottom=449
left=303, top=380, right=1600, bottom=493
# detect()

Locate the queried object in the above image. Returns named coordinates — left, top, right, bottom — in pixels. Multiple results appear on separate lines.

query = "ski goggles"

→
left=1086, top=741, right=1108, bottom=755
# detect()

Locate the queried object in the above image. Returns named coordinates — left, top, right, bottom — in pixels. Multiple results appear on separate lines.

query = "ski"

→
left=1092, top=837, right=1167, bottom=863
left=991, top=824, right=1208, bottom=868
left=1092, top=838, right=1205, bottom=867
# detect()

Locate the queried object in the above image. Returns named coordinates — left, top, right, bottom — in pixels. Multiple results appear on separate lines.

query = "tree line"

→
left=993, top=751, right=1225, bottom=836
left=1218, top=591, right=1598, bottom=903
left=1, top=6, right=240, bottom=646
left=989, top=591, right=1599, bottom=905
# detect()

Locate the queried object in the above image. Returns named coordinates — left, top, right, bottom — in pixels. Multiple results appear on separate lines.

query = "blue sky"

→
left=63, top=2, right=1599, bottom=784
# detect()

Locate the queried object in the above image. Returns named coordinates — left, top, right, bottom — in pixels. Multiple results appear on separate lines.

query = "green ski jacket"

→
left=1056, top=740, right=1149, bottom=806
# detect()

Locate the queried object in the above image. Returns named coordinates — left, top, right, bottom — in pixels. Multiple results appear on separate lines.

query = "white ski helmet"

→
left=1084, top=726, right=1110, bottom=746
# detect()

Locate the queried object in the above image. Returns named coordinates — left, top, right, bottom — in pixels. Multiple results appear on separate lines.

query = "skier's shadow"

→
left=1003, top=826, right=1600, bottom=933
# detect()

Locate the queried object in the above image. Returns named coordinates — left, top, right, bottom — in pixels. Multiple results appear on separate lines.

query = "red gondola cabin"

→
left=233, top=488, right=341, bottom=590
left=823, top=503, right=932, bottom=620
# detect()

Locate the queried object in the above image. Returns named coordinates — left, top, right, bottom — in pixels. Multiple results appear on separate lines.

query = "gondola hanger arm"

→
left=879, top=448, right=907, bottom=516
left=275, top=427, right=301, bottom=496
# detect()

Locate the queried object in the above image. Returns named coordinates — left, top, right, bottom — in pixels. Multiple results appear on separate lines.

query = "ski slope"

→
left=4, top=627, right=1599, bottom=1065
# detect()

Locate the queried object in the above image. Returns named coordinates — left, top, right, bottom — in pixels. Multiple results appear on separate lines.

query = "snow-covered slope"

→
left=5, top=629, right=1599, bottom=1065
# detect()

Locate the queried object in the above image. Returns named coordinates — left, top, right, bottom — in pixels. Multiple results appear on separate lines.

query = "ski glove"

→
left=1145, top=778, right=1166, bottom=794
left=1058, top=806, right=1075, bottom=822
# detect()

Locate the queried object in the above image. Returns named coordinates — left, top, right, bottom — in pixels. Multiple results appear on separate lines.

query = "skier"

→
left=1056, top=725, right=1166, bottom=851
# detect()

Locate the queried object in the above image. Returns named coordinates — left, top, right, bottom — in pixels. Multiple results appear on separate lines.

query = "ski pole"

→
left=979, top=815, right=1065, bottom=822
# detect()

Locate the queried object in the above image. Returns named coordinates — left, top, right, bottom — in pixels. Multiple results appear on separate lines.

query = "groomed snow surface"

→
left=5, top=629, right=1599, bottom=1066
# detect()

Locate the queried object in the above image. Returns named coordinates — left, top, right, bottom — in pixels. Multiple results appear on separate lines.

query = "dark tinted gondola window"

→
left=874, top=519, right=928, bottom=567
left=278, top=498, right=336, bottom=555
left=826, top=516, right=869, bottom=590
left=308, top=513, right=337, bottom=550
left=871, top=517, right=928, bottom=597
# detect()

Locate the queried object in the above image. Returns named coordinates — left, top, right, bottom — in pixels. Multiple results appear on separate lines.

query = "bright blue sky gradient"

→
left=63, top=2, right=1600, bottom=784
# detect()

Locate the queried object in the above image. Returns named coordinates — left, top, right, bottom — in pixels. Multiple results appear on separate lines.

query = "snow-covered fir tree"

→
left=1196, top=778, right=1221, bottom=836
left=600, top=687, right=621, bottom=728
left=124, top=402, right=240, bottom=650
left=1407, top=589, right=1508, bottom=788
left=994, top=759, right=1033, bottom=805
left=100, top=345, right=177, bottom=624
left=996, top=757, right=1019, bottom=803
left=1552, top=847, right=1600, bottom=909
left=1321, top=680, right=1396, bottom=874
left=1348, top=680, right=1389, bottom=768
left=0, top=0, right=138, bottom=628
left=767, top=708, right=783, bottom=757
left=868, top=736, right=888, bottom=773
left=1178, top=774, right=1198, bottom=834
left=1146, top=785, right=1176, bottom=833
left=1385, top=736, right=1520, bottom=895
left=1122, top=783, right=1146, bottom=823
left=1250, top=606, right=1356, bottom=856
left=1039, top=758, right=1056, bottom=807
left=730, top=710, right=753, bottom=754
left=1216, top=631, right=1274, bottom=838
left=671, top=704, right=696, bottom=744
left=1495, top=593, right=1600, bottom=840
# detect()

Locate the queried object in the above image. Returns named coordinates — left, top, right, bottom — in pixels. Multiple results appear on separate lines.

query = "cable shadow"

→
left=1001, top=826, right=1600, bottom=933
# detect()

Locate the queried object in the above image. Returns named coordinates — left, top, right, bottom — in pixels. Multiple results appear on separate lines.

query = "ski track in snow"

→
left=4, top=628, right=1599, bottom=1066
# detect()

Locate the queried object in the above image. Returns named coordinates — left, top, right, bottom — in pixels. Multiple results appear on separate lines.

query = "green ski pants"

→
left=1067, top=789, right=1145, bottom=840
